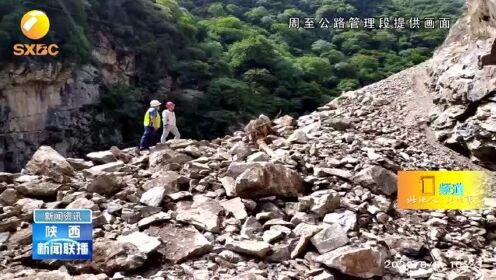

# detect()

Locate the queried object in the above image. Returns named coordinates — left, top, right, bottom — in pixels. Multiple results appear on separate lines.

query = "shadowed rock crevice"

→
left=478, top=39, right=496, bottom=68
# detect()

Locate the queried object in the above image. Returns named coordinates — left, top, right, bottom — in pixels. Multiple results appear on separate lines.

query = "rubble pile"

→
left=0, top=62, right=495, bottom=280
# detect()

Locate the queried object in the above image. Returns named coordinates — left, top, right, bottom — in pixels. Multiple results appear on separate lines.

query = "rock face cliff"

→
left=0, top=33, right=134, bottom=172
left=429, top=0, right=496, bottom=170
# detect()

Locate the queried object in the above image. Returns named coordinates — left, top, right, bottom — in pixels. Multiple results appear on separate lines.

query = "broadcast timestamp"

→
left=385, top=259, right=483, bottom=276
left=385, top=259, right=431, bottom=270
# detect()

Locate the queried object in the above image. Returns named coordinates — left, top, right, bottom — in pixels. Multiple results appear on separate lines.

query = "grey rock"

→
left=353, top=165, right=397, bottom=196
left=0, top=232, right=10, bottom=243
left=117, top=231, right=161, bottom=254
left=225, top=238, right=271, bottom=258
left=91, top=239, right=147, bottom=274
left=323, top=210, right=357, bottom=232
left=263, top=219, right=294, bottom=229
left=0, top=188, right=21, bottom=205
left=149, top=224, right=212, bottom=263
left=149, top=149, right=192, bottom=170
left=17, top=198, right=44, bottom=213
left=293, top=223, right=321, bottom=237
left=142, top=172, right=182, bottom=192
left=219, top=250, right=245, bottom=263
left=247, top=152, right=271, bottom=162
left=265, top=240, right=294, bottom=262
left=176, top=197, right=223, bottom=233
left=314, top=271, right=335, bottom=280
left=290, top=212, right=319, bottom=225
left=384, top=237, right=425, bottom=257
left=222, top=162, right=304, bottom=198
left=138, top=211, right=171, bottom=229
left=87, top=161, right=124, bottom=174
left=314, top=168, right=353, bottom=180
left=311, top=223, right=349, bottom=254
left=17, top=182, right=61, bottom=198
left=241, top=216, right=264, bottom=238
left=167, top=191, right=192, bottom=201
left=263, top=229, right=284, bottom=243
left=87, top=150, right=116, bottom=164
left=140, top=187, right=166, bottom=207
left=288, top=129, right=309, bottom=144
left=8, top=225, right=32, bottom=246
left=307, top=193, right=340, bottom=216
left=66, top=197, right=98, bottom=211
left=66, top=158, right=94, bottom=170
left=290, top=234, right=312, bottom=259
left=25, top=146, right=74, bottom=179
left=316, top=246, right=388, bottom=278
left=220, top=197, right=248, bottom=221
left=326, top=118, right=353, bottom=131
left=87, top=173, right=124, bottom=195
left=121, top=208, right=141, bottom=224
left=15, top=174, right=39, bottom=184
left=273, top=115, right=296, bottom=127
left=0, top=217, right=21, bottom=232
left=229, top=142, right=252, bottom=160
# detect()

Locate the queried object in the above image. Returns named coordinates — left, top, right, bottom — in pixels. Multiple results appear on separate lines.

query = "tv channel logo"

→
left=32, top=209, right=93, bottom=260
left=13, top=10, right=59, bottom=56
left=397, top=171, right=490, bottom=210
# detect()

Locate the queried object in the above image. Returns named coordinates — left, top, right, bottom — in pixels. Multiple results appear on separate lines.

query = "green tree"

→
left=99, top=84, right=143, bottom=144
left=311, top=39, right=335, bottom=55
left=207, top=2, right=227, bottom=17
left=228, top=35, right=279, bottom=72
left=297, top=56, right=332, bottom=83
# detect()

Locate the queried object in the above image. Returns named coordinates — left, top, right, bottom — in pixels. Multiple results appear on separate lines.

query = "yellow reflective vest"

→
left=143, top=108, right=161, bottom=129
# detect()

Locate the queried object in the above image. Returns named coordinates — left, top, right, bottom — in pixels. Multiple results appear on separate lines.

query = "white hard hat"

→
left=150, top=100, right=161, bottom=107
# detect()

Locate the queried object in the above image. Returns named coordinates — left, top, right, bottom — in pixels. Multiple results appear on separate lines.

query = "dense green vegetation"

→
left=0, top=0, right=464, bottom=142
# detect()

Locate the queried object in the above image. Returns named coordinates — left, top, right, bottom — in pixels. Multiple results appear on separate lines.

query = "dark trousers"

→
left=139, top=126, right=155, bottom=150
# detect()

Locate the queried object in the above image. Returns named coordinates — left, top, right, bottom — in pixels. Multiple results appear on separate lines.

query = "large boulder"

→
left=221, top=162, right=304, bottom=198
left=86, top=173, right=124, bottom=195
left=220, top=197, right=248, bottom=221
left=148, top=224, right=212, bottom=263
left=141, top=171, right=183, bottom=192
left=148, top=149, right=192, bottom=170
left=66, top=158, right=94, bottom=170
left=288, top=129, right=309, bottom=144
left=175, top=196, right=223, bottom=233
left=16, top=182, right=61, bottom=198
left=66, top=197, right=98, bottom=211
left=310, top=223, right=349, bottom=254
left=353, top=165, right=397, bottom=196
left=323, top=210, right=357, bottom=232
left=25, top=146, right=74, bottom=179
left=225, top=238, right=271, bottom=258
left=140, top=187, right=166, bottom=207
left=86, top=150, right=115, bottom=164
left=316, top=246, right=388, bottom=278
left=91, top=239, right=147, bottom=274
left=86, top=161, right=124, bottom=174
left=116, top=231, right=161, bottom=254
left=225, top=162, right=264, bottom=178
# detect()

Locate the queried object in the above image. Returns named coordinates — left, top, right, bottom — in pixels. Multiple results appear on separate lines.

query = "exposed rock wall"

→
left=0, top=33, right=135, bottom=172
left=428, top=0, right=496, bottom=170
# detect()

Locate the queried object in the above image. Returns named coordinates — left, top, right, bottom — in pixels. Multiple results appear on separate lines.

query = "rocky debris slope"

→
left=428, top=0, right=496, bottom=170
left=0, top=62, right=495, bottom=280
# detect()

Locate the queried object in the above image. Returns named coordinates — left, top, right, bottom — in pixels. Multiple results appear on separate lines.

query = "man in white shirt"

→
left=161, top=101, right=181, bottom=143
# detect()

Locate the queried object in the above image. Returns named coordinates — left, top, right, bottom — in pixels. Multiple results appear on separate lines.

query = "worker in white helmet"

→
left=139, top=100, right=162, bottom=150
